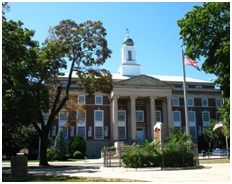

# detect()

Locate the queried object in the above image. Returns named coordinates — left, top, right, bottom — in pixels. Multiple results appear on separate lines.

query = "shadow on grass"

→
left=2, top=174, right=143, bottom=182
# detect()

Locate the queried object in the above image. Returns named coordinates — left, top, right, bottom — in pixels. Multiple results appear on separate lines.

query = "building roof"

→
left=111, top=73, right=212, bottom=84
left=60, top=72, right=213, bottom=84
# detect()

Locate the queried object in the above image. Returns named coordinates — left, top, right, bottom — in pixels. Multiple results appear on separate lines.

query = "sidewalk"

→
left=2, top=159, right=231, bottom=182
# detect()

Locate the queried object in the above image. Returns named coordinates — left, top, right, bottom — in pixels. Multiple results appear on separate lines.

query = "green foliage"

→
left=122, top=130, right=195, bottom=168
left=3, top=6, right=112, bottom=166
left=45, top=19, right=113, bottom=95
left=73, top=150, right=84, bottom=159
left=69, top=135, right=86, bottom=156
left=47, top=148, right=54, bottom=161
left=199, top=120, right=226, bottom=151
left=217, top=98, right=230, bottom=137
left=52, top=128, right=67, bottom=160
left=178, top=2, right=230, bottom=97
left=2, top=124, right=38, bottom=158
left=122, top=146, right=161, bottom=168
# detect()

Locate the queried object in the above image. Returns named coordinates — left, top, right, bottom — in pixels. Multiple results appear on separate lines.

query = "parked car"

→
left=212, top=148, right=227, bottom=156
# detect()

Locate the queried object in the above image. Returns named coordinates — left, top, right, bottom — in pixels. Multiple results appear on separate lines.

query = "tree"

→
left=35, top=19, right=112, bottom=166
left=52, top=128, right=67, bottom=160
left=198, top=120, right=226, bottom=151
left=217, top=98, right=230, bottom=137
left=3, top=5, right=112, bottom=167
left=177, top=2, right=230, bottom=98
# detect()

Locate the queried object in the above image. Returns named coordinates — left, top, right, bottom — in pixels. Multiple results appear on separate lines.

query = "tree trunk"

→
left=39, top=132, right=49, bottom=166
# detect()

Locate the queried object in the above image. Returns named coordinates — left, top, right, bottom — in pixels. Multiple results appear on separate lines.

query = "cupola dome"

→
left=123, top=36, right=134, bottom=46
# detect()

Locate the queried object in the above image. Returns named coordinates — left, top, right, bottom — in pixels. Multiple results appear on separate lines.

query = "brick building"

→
left=49, top=35, right=222, bottom=158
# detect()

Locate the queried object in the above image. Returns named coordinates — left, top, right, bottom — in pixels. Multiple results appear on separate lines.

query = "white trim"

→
left=95, top=95, right=103, bottom=105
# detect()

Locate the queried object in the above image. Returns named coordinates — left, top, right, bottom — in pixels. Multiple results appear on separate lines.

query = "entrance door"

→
left=136, top=128, right=144, bottom=143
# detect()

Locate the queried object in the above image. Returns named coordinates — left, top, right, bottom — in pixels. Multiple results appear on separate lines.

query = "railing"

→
left=103, top=143, right=199, bottom=169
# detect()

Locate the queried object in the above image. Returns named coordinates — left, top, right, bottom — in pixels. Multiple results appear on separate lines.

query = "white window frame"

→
left=59, top=110, right=68, bottom=139
left=95, top=95, right=103, bottom=105
left=188, top=98, right=194, bottom=107
left=78, top=95, right=86, bottom=104
left=188, top=111, right=196, bottom=126
left=94, top=110, right=104, bottom=139
left=118, top=110, right=126, bottom=140
left=156, top=111, right=161, bottom=122
left=202, top=111, right=210, bottom=127
left=202, top=98, right=208, bottom=107
left=172, top=97, right=179, bottom=106
left=136, top=110, right=144, bottom=122
left=76, top=112, right=86, bottom=139
left=173, top=111, right=181, bottom=127
left=216, top=98, right=222, bottom=107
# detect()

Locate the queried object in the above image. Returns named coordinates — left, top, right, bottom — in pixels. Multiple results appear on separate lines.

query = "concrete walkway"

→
left=2, top=159, right=231, bottom=182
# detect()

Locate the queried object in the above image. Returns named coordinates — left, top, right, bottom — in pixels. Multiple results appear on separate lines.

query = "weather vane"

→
left=126, top=28, right=129, bottom=37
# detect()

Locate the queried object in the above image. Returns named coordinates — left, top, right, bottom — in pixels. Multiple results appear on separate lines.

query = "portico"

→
left=110, top=75, right=173, bottom=143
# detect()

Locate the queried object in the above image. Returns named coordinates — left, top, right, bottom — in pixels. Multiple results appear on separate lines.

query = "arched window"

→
left=128, top=50, right=132, bottom=60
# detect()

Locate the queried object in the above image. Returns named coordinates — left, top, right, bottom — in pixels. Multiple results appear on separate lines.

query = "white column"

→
left=130, top=96, right=137, bottom=141
left=112, top=96, right=118, bottom=141
left=150, top=96, right=156, bottom=140
left=167, top=97, right=173, bottom=136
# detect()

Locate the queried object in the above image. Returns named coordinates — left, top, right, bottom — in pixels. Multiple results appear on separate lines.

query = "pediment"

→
left=114, top=75, right=172, bottom=88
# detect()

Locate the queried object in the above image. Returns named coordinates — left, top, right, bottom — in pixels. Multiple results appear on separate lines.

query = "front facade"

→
left=49, top=36, right=222, bottom=158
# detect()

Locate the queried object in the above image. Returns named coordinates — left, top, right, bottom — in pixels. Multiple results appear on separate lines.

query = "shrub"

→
left=69, top=135, right=86, bottom=156
left=122, top=146, right=162, bottom=168
left=73, top=150, right=84, bottom=159
left=47, top=148, right=54, bottom=161
left=52, top=128, right=66, bottom=160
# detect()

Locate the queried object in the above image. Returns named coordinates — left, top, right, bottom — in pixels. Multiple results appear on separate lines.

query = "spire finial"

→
left=126, top=28, right=129, bottom=38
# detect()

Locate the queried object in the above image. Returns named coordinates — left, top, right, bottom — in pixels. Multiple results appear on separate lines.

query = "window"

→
left=94, top=110, right=104, bottom=139
left=118, top=110, right=126, bottom=139
left=172, top=97, right=179, bottom=106
left=59, top=110, right=68, bottom=139
left=196, top=86, right=202, bottom=89
left=136, top=110, right=144, bottom=122
left=118, top=110, right=126, bottom=122
left=128, top=50, right=132, bottom=60
left=61, top=127, right=69, bottom=139
left=95, top=127, right=103, bottom=139
left=78, top=95, right=85, bottom=104
left=202, top=98, right=208, bottom=107
left=95, top=95, right=103, bottom=105
left=202, top=111, right=210, bottom=127
left=173, top=111, right=181, bottom=127
left=95, top=110, right=103, bottom=122
left=76, top=126, right=86, bottom=139
left=118, top=127, right=126, bottom=140
left=190, top=126, right=196, bottom=138
left=188, top=111, right=196, bottom=126
left=216, top=98, right=222, bottom=107
left=76, top=112, right=86, bottom=139
left=156, top=111, right=161, bottom=122
left=188, top=98, right=194, bottom=106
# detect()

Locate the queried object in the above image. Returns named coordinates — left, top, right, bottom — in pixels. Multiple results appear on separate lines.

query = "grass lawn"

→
left=2, top=174, right=140, bottom=182
left=199, top=158, right=230, bottom=164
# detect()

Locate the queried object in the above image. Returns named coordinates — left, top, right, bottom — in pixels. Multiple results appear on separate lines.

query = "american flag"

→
left=184, top=55, right=201, bottom=71
left=213, top=121, right=223, bottom=131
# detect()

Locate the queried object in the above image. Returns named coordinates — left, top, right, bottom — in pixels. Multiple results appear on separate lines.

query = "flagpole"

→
left=182, top=49, right=190, bottom=135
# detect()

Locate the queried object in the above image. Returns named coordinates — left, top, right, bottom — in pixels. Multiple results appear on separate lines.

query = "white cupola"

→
left=118, top=34, right=141, bottom=76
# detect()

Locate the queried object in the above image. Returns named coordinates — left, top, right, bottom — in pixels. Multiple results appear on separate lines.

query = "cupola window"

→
left=128, top=50, right=132, bottom=60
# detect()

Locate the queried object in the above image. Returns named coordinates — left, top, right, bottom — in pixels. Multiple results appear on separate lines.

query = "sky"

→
left=4, top=1, right=218, bottom=82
